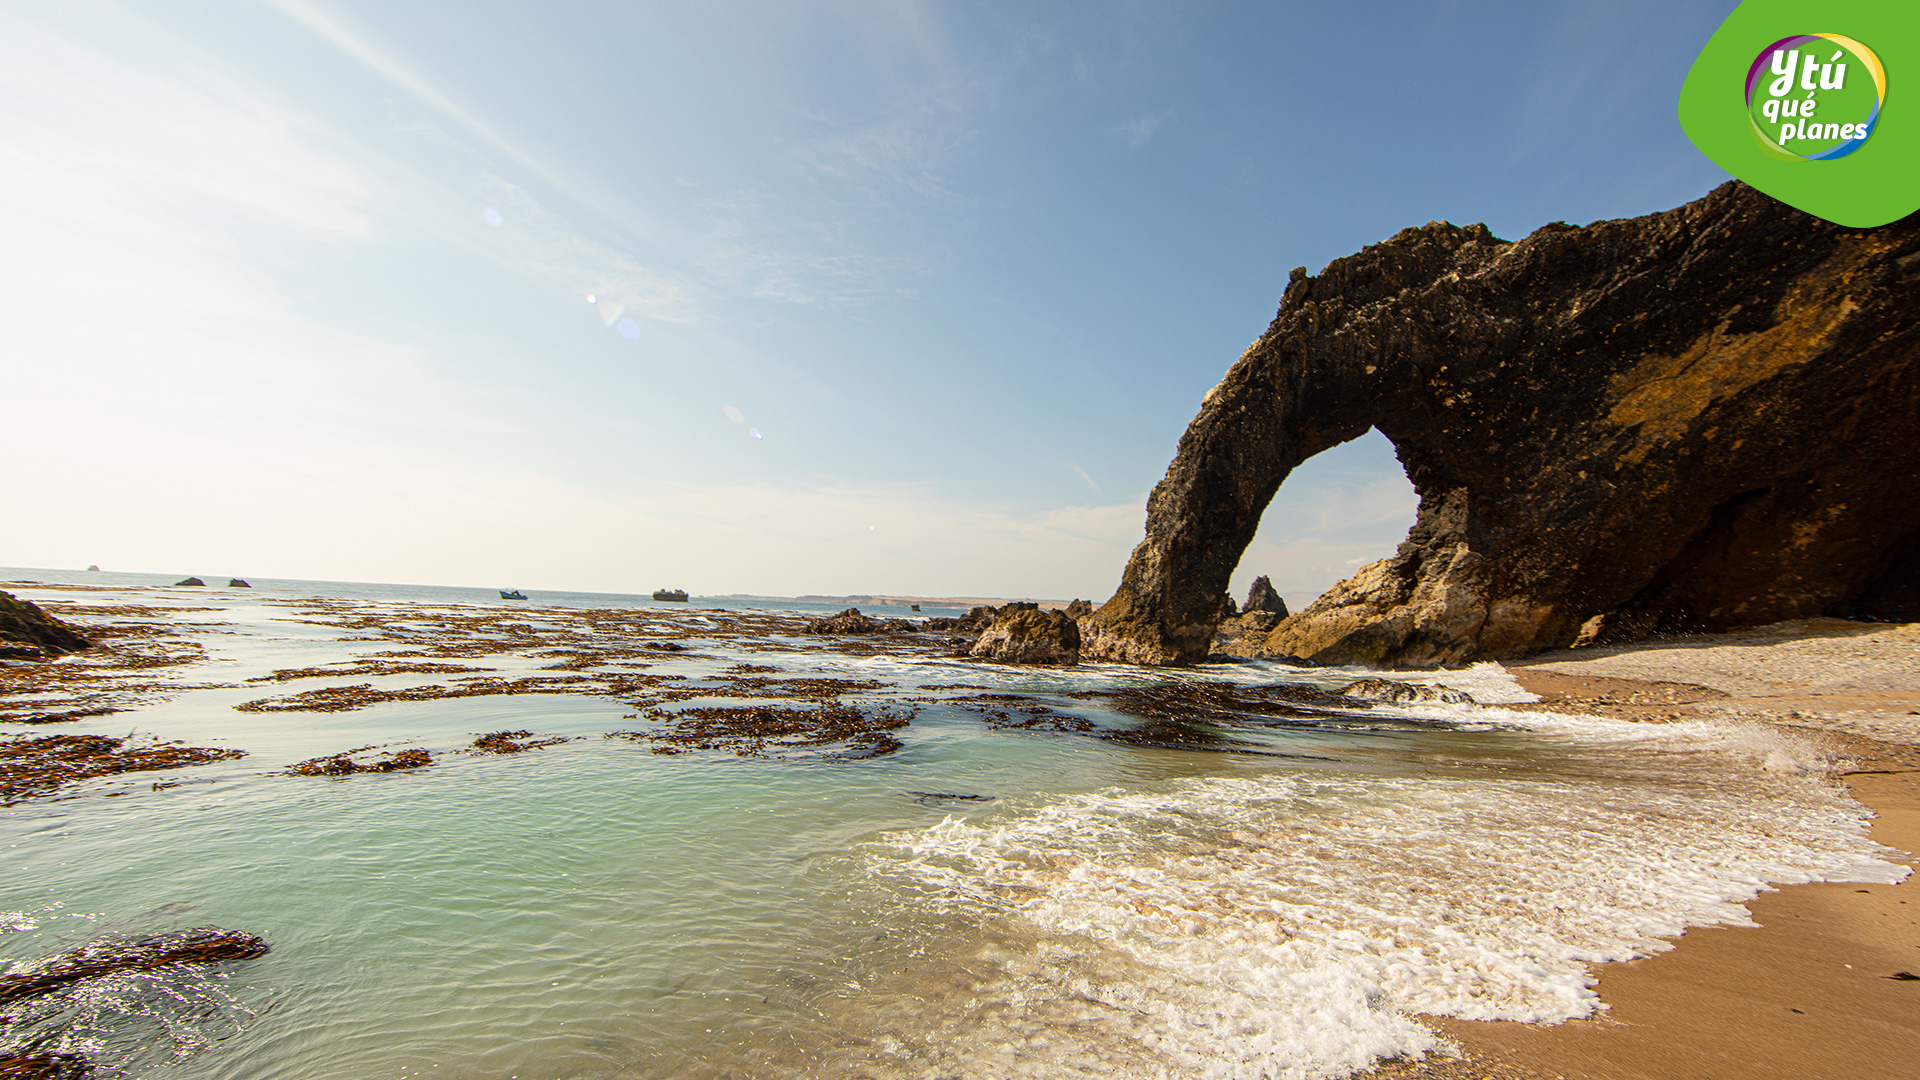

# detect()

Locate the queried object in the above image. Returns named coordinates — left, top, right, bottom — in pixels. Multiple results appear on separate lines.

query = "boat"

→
left=651, top=588, right=689, bottom=602
left=500, top=589, right=527, bottom=600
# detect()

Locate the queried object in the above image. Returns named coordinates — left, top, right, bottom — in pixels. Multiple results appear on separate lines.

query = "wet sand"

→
left=1376, top=623, right=1920, bottom=1079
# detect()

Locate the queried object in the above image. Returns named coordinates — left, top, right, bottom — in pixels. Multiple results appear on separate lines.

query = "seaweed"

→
left=0, top=735, right=244, bottom=805
left=609, top=701, right=918, bottom=758
left=287, top=747, right=433, bottom=776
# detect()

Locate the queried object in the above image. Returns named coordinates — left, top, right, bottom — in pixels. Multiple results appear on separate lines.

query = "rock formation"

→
left=1243, top=576, right=1287, bottom=618
left=802, top=608, right=914, bottom=634
left=228, top=578, right=251, bottom=588
left=174, top=577, right=205, bottom=587
left=0, top=592, right=89, bottom=661
left=970, top=606, right=1081, bottom=665
left=1085, top=181, right=1920, bottom=667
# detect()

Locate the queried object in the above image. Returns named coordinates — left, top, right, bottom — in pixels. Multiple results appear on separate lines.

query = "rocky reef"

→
left=1085, top=181, right=1920, bottom=667
left=0, top=592, right=89, bottom=661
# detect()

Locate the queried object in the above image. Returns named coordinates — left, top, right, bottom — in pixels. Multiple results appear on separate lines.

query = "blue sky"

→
left=3, top=1, right=1734, bottom=600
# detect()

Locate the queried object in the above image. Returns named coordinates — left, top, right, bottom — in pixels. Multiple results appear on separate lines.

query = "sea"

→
left=0, top=567, right=1907, bottom=1080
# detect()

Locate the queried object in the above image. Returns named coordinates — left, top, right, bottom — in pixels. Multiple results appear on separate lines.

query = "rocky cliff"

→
left=1083, top=182, right=1920, bottom=667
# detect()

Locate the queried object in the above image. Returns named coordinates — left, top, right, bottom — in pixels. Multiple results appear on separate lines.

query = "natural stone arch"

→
left=1082, top=182, right=1920, bottom=667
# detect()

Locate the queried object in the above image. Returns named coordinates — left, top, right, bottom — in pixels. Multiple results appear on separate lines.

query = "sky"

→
left=2, top=0, right=1736, bottom=601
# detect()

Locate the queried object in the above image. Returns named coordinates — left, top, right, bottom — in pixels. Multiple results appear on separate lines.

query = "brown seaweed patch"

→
left=610, top=701, right=917, bottom=758
left=712, top=676, right=888, bottom=700
left=0, top=706, right=126, bottom=725
left=469, top=731, right=572, bottom=754
left=945, top=693, right=1096, bottom=733
left=288, top=747, right=433, bottom=776
left=0, top=928, right=270, bottom=1010
left=248, top=660, right=494, bottom=683
left=0, top=735, right=245, bottom=805
left=232, top=673, right=664, bottom=713
left=1092, top=680, right=1346, bottom=727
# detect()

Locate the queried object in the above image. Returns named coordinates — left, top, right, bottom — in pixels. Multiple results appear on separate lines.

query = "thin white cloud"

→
left=1064, top=461, right=1102, bottom=495
left=1116, top=109, right=1172, bottom=149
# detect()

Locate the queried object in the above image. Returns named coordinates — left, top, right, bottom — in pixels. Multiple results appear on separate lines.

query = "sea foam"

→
left=852, top=717, right=1907, bottom=1080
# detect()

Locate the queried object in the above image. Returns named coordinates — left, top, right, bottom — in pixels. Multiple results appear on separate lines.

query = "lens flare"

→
left=617, top=318, right=641, bottom=340
left=481, top=207, right=503, bottom=227
left=749, top=428, right=763, bottom=440
left=585, top=294, right=597, bottom=304
left=723, top=405, right=744, bottom=424
left=600, top=303, right=625, bottom=327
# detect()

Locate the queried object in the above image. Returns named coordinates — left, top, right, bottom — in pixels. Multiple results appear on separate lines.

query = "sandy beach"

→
left=1380, top=619, right=1920, bottom=1079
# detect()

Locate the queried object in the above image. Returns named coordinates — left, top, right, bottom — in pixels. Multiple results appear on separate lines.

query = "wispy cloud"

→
left=1115, top=109, right=1172, bottom=149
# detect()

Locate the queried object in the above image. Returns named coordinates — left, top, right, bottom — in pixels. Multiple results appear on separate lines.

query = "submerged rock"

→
left=0, top=592, right=89, bottom=661
left=1086, top=182, right=1920, bottom=666
left=0, top=928, right=269, bottom=1009
left=970, top=607, right=1080, bottom=665
left=1338, top=677, right=1473, bottom=705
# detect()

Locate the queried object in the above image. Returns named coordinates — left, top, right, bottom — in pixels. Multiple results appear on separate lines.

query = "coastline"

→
left=1380, top=759, right=1920, bottom=1080
left=1379, top=620, right=1920, bottom=1079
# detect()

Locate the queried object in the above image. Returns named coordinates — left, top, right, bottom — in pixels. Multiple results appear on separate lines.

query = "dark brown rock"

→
left=0, top=592, right=89, bottom=661
left=227, top=579, right=250, bottom=588
left=803, top=607, right=893, bottom=634
left=1085, top=182, right=1920, bottom=666
left=173, top=577, right=205, bottom=587
left=1064, top=598, right=1095, bottom=618
left=970, top=607, right=1080, bottom=665
left=1244, top=576, right=1288, bottom=617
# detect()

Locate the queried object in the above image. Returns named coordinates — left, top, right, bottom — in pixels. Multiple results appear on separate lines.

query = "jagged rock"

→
left=228, top=578, right=250, bottom=588
left=1338, top=677, right=1473, bottom=705
left=1244, top=576, right=1288, bottom=617
left=970, top=607, right=1080, bottom=665
left=1086, top=182, right=1920, bottom=667
left=803, top=608, right=883, bottom=634
left=0, top=592, right=89, bottom=661
left=174, top=577, right=205, bottom=587
left=1065, top=598, right=1095, bottom=618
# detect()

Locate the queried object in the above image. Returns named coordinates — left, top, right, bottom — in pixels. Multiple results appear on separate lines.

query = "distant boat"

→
left=651, top=588, right=689, bottom=602
left=500, top=589, right=527, bottom=600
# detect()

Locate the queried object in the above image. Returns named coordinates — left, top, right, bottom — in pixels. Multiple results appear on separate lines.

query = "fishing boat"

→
left=500, top=589, right=527, bottom=600
left=651, top=588, right=689, bottom=602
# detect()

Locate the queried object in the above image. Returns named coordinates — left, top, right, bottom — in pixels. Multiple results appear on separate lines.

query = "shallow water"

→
left=0, top=570, right=1906, bottom=1080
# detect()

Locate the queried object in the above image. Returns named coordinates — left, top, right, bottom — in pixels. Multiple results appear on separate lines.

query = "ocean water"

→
left=0, top=568, right=1907, bottom=1080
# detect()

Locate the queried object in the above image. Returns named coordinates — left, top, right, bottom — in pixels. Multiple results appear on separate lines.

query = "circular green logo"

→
left=1746, top=35, right=1886, bottom=160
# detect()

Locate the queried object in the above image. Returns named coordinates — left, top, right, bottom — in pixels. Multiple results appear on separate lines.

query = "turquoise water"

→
left=0, top=572, right=1906, bottom=1080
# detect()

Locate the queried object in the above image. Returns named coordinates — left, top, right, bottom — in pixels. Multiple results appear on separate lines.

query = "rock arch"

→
left=1082, top=182, right=1920, bottom=667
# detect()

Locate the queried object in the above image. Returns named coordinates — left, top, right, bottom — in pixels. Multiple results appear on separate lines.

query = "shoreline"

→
left=1374, top=621, right=1920, bottom=1080
left=1378, top=753, right=1920, bottom=1080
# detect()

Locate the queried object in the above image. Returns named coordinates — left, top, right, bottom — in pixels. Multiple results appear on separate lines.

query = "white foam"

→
left=855, top=722, right=1907, bottom=1080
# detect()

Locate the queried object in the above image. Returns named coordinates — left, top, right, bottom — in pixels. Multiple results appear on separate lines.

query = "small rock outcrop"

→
left=174, top=577, right=205, bottom=587
left=802, top=608, right=915, bottom=635
left=1338, top=677, right=1473, bottom=705
left=1244, top=576, right=1288, bottom=617
left=803, top=608, right=884, bottom=634
left=1086, top=181, right=1920, bottom=667
left=228, top=578, right=251, bottom=588
left=0, top=592, right=89, bottom=661
left=970, top=607, right=1081, bottom=665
